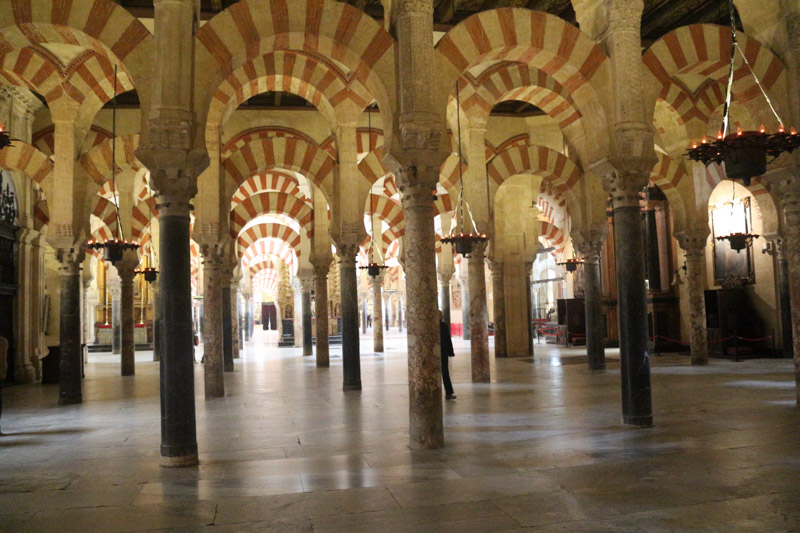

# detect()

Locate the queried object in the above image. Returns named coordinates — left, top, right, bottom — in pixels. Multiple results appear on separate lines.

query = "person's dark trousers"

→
left=441, top=352, right=454, bottom=396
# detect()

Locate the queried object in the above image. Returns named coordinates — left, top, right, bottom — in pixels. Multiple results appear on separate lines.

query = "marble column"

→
left=361, top=297, right=368, bottom=334
left=313, top=261, right=330, bottom=368
left=461, top=281, right=471, bottom=340
left=156, top=199, right=198, bottom=465
left=677, top=230, right=709, bottom=366
left=575, top=239, right=606, bottom=371
left=468, top=244, right=490, bottom=382
left=230, top=279, right=240, bottom=360
left=14, top=228, right=40, bottom=383
left=221, top=280, right=233, bottom=372
left=526, top=263, right=534, bottom=356
left=338, top=245, right=361, bottom=390
left=491, top=262, right=507, bottom=358
left=117, top=258, right=138, bottom=376
left=152, top=280, right=162, bottom=362
left=372, top=272, right=384, bottom=353
left=301, top=278, right=313, bottom=355
left=608, top=184, right=653, bottom=426
left=57, top=250, right=83, bottom=405
left=774, top=241, right=793, bottom=359
left=110, top=278, right=121, bottom=355
left=385, top=298, right=390, bottom=331
left=201, top=247, right=225, bottom=397
left=438, top=272, right=452, bottom=326
left=397, top=296, right=403, bottom=332
left=400, top=183, right=443, bottom=449
left=291, top=278, right=302, bottom=349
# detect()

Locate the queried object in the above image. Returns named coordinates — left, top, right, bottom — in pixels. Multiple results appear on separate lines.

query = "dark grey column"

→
left=152, top=280, right=162, bottom=361
left=302, top=279, right=313, bottom=356
left=438, top=272, right=452, bottom=326
left=526, top=263, right=534, bottom=356
left=397, top=297, right=403, bottom=332
left=776, top=241, right=794, bottom=358
left=118, top=259, right=137, bottom=376
left=612, top=195, right=653, bottom=427
left=201, top=249, right=225, bottom=397
left=576, top=239, right=605, bottom=372
left=385, top=299, right=390, bottom=331
left=221, top=284, right=233, bottom=372
left=338, top=245, right=361, bottom=390
left=313, top=261, right=330, bottom=368
left=491, top=263, right=507, bottom=358
left=57, top=251, right=83, bottom=405
left=111, top=280, right=121, bottom=354
left=157, top=201, right=198, bottom=466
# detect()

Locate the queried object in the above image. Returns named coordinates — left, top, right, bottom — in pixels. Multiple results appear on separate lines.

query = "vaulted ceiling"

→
left=119, top=0, right=738, bottom=44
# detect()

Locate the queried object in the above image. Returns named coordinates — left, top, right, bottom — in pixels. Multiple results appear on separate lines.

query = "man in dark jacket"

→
left=439, top=312, right=456, bottom=400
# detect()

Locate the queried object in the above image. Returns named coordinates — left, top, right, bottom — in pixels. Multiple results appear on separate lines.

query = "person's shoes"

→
left=446, top=394, right=456, bottom=400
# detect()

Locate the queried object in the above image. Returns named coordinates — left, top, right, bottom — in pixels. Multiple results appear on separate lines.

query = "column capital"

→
left=336, top=243, right=359, bottom=263
left=437, top=271, right=453, bottom=285
left=201, top=243, right=227, bottom=268
left=313, top=261, right=330, bottom=278
left=607, top=0, right=644, bottom=32
left=764, top=167, right=800, bottom=222
left=675, top=228, right=710, bottom=258
left=573, top=238, right=604, bottom=263
left=56, top=247, right=84, bottom=273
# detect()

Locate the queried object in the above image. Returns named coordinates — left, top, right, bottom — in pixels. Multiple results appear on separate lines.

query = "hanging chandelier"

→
left=359, top=104, right=388, bottom=279
left=716, top=186, right=759, bottom=253
left=135, top=174, right=159, bottom=283
left=557, top=257, right=584, bottom=273
left=86, top=65, right=138, bottom=265
left=0, top=123, right=16, bottom=150
left=686, top=0, right=799, bottom=185
left=441, top=80, right=487, bottom=257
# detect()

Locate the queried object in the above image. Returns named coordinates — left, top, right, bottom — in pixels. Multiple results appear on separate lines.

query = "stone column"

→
left=400, top=183, right=443, bottom=449
left=221, top=271, right=234, bottom=372
left=491, top=262, right=507, bottom=358
left=313, top=261, right=330, bottom=368
left=468, top=244, right=490, bottom=382
left=372, top=272, right=384, bottom=353
left=14, top=228, right=40, bottom=383
left=110, top=278, right=121, bottom=355
left=57, top=250, right=83, bottom=404
left=300, top=278, right=313, bottom=355
left=152, top=280, right=162, bottom=361
left=597, top=0, right=655, bottom=426
left=385, top=297, right=390, bottom=331
left=291, top=277, right=302, bottom=349
left=438, top=272, right=452, bottom=326
left=575, top=238, right=606, bottom=372
left=230, top=277, right=240, bottom=360
left=117, top=257, right=138, bottom=376
left=773, top=240, right=793, bottom=359
left=201, top=246, right=225, bottom=397
left=338, top=244, right=361, bottom=390
left=676, top=230, right=709, bottom=366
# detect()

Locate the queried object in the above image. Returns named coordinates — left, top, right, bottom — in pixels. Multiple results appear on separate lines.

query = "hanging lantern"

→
left=359, top=104, right=389, bottom=278
left=360, top=262, right=388, bottom=278
left=441, top=80, right=488, bottom=258
left=557, top=257, right=584, bottom=273
left=135, top=266, right=159, bottom=283
left=686, top=1, right=798, bottom=185
left=0, top=124, right=14, bottom=150
left=716, top=232, right=758, bottom=253
left=88, top=238, right=139, bottom=264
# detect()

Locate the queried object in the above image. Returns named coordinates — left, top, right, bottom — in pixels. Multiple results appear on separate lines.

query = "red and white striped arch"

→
left=368, top=195, right=405, bottom=236
left=460, top=62, right=582, bottom=129
left=0, top=141, right=53, bottom=188
left=538, top=220, right=565, bottom=256
left=222, top=127, right=319, bottom=158
left=131, top=197, right=158, bottom=242
left=644, top=25, right=787, bottom=134
left=237, top=222, right=301, bottom=260
left=439, top=153, right=468, bottom=193
left=230, top=191, right=313, bottom=239
left=32, top=124, right=111, bottom=156
left=79, top=134, right=142, bottom=186
left=242, top=238, right=297, bottom=271
left=487, top=144, right=582, bottom=194
left=222, top=136, right=336, bottom=199
left=251, top=267, right=279, bottom=296
left=435, top=9, right=609, bottom=119
left=231, top=172, right=304, bottom=209
left=90, top=195, right=119, bottom=233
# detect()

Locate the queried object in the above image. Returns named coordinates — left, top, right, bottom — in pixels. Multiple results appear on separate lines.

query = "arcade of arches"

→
left=1, top=0, right=800, bottom=529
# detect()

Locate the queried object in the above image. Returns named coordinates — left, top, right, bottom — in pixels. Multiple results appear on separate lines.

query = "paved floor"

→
left=1, top=331, right=799, bottom=532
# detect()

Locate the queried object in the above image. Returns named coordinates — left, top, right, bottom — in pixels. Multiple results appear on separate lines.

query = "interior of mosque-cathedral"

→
left=1, top=0, right=800, bottom=518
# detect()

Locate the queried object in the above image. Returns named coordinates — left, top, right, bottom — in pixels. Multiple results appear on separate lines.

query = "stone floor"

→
left=1, top=330, right=799, bottom=532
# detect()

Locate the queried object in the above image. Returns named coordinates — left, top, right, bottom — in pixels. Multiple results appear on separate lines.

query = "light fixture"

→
left=86, top=65, right=138, bottom=265
left=441, top=79, right=487, bottom=257
left=686, top=0, right=799, bottom=185
left=557, top=257, right=584, bottom=273
left=359, top=103, right=388, bottom=279
left=716, top=186, right=759, bottom=253
left=135, top=176, right=159, bottom=283
left=0, top=123, right=17, bottom=150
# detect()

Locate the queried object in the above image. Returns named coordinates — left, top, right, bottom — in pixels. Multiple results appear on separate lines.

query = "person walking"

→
left=439, top=312, right=456, bottom=400
left=0, top=336, right=8, bottom=433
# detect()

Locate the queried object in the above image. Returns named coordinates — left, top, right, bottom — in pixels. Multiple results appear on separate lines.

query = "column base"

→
left=58, top=395, right=82, bottom=405
left=622, top=415, right=653, bottom=427
left=690, top=356, right=708, bottom=366
left=588, top=364, right=606, bottom=373
left=224, top=363, right=234, bottom=372
left=343, top=381, right=362, bottom=391
left=160, top=450, right=199, bottom=468
left=317, top=361, right=330, bottom=368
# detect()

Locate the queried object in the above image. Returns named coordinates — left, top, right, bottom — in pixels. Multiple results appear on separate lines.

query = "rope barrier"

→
left=736, top=335, right=772, bottom=342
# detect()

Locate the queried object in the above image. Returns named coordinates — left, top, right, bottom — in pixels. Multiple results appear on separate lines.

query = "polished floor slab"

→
left=1, top=330, right=798, bottom=532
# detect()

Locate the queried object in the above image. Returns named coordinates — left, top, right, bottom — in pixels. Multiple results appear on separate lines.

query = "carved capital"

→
left=56, top=247, right=84, bottom=275
left=607, top=0, right=644, bottom=32
left=573, top=238, right=604, bottom=263
left=675, top=228, right=709, bottom=259
left=336, top=243, right=360, bottom=263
